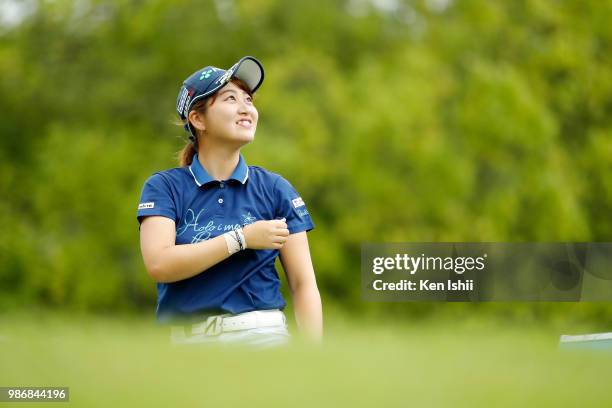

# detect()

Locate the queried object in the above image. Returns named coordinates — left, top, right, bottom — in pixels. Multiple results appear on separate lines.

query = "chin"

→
left=233, top=133, right=255, bottom=146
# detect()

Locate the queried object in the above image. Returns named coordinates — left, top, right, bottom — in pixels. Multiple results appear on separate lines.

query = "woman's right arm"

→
left=139, top=216, right=289, bottom=283
left=140, top=216, right=231, bottom=283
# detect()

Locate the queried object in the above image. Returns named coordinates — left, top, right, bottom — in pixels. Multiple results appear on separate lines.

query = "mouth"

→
left=236, top=118, right=253, bottom=128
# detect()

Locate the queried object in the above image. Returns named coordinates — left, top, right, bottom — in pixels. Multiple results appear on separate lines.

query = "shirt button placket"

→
left=215, top=181, right=225, bottom=217
left=218, top=182, right=225, bottom=204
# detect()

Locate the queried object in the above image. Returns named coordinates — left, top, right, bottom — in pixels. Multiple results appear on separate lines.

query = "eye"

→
left=245, top=96, right=253, bottom=103
left=226, top=95, right=236, bottom=101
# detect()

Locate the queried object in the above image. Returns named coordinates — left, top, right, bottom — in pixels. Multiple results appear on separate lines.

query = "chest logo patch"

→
left=177, top=209, right=259, bottom=244
left=241, top=212, right=257, bottom=225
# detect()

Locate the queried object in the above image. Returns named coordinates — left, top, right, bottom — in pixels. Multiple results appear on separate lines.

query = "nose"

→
left=238, top=97, right=254, bottom=114
left=238, top=101, right=248, bottom=113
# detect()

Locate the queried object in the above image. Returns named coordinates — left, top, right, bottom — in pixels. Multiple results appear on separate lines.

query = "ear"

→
left=188, top=110, right=206, bottom=133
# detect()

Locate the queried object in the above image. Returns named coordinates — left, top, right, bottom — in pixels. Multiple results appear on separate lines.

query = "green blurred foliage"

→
left=0, top=0, right=611, bottom=321
left=2, top=312, right=612, bottom=407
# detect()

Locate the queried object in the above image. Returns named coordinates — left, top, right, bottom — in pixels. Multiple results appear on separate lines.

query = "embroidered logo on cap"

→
left=138, top=202, right=155, bottom=210
left=199, top=69, right=214, bottom=80
left=292, top=197, right=305, bottom=208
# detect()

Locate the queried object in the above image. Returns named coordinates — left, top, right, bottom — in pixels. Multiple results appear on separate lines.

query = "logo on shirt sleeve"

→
left=138, top=202, right=155, bottom=210
left=292, top=197, right=305, bottom=208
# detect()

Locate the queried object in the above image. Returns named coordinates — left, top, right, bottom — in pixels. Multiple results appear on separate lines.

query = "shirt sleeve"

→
left=273, top=176, right=314, bottom=234
left=136, top=173, right=178, bottom=225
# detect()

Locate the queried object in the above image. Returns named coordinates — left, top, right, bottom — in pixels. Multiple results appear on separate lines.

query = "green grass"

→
left=1, top=311, right=611, bottom=407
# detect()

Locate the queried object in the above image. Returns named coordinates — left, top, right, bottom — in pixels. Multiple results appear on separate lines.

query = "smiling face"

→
left=189, top=80, right=258, bottom=148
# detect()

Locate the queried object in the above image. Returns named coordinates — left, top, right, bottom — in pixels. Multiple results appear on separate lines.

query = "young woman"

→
left=137, top=56, right=322, bottom=347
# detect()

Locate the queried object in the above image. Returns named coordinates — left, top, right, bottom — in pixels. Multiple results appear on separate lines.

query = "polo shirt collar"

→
left=189, top=154, right=249, bottom=187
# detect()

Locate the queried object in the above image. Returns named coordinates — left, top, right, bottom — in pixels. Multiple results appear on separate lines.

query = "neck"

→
left=197, top=142, right=241, bottom=181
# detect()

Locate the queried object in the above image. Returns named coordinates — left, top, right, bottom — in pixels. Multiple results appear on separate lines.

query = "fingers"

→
left=275, top=228, right=290, bottom=237
left=245, top=219, right=289, bottom=249
left=268, top=238, right=287, bottom=250
left=271, top=233, right=286, bottom=249
left=270, top=219, right=289, bottom=248
left=272, top=219, right=287, bottom=229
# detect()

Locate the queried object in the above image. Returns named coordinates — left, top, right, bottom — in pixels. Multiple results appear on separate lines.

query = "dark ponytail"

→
left=177, top=99, right=206, bottom=167
left=178, top=141, right=197, bottom=166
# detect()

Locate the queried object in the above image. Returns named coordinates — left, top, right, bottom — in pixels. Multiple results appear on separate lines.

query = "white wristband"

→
left=223, top=231, right=241, bottom=255
left=235, top=228, right=247, bottom=250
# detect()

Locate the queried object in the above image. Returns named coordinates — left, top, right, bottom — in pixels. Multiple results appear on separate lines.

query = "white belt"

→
left=177, top=309, right=286, bottom=337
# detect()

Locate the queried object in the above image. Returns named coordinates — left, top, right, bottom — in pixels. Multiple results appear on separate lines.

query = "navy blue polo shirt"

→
left=136, top=154, right=314, bottom=322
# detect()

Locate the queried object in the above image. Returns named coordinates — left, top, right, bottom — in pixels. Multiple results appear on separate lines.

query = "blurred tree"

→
left=0, top=0, right=610, bottom=323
